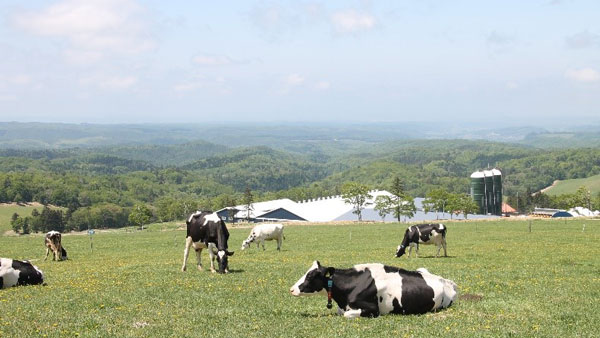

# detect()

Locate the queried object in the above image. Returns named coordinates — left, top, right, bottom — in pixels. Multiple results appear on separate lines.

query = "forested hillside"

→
left=2, top=127, right=600, bottom=232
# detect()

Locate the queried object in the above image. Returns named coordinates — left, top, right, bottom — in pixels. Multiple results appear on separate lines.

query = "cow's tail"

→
left=439, top=224, right=447, bottom=239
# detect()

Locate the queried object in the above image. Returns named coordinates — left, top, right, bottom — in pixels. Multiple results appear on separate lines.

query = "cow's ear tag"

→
left=326, top=279, right=333, bottom=309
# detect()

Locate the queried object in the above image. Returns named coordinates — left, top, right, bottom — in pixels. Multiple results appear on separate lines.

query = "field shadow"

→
left=412, top=255, right=456, bottom=259
left=299, top=313, right=332, bottom=318
left=227, top=269, right=245, bottom=274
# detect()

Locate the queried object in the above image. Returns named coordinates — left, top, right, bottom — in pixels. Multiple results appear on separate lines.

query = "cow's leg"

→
left=44, top=247, right=50, bottom=261
left=442, top=238, right=448, bottom=257
left=181, top=236, right=192, bottom=272
left=343, top=309, right=362, bottom=319
left=56, top=246, right=63, bottom=261
left=195, top=248, right=204, bottom=271
left=436, top=243, right=442, bottom=257
left=277, top=236, right=282, bottom=251
left=415, top=243, right=420, bottom=258
left=337, top=307, right=345, bottom=316
left=256, top=242, right=260, bottom=249
left=261, top=239, right=266, bottom=251
left=207, top=243, right=216, bottom=273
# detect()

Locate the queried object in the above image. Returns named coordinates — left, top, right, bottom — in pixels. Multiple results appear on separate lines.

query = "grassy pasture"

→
left=544, top=174, right=600, bottom=196
left=1, top=219, right=599, bottom=337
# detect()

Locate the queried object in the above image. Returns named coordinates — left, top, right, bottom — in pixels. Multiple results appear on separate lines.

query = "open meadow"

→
left=1, top=219, right=599, bottom=337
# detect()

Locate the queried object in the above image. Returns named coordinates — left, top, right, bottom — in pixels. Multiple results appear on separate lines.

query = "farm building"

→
left=470, top=168, right=502, bottom=215
left=216, top=190, right=499, bottom=223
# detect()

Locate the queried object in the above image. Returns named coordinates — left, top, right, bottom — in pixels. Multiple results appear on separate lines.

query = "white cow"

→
left=241, top=223, right=284, bottom=251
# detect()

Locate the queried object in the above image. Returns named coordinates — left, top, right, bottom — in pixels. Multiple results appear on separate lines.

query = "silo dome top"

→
left=470, top=171, right=485, bottom=178
left=491, top=168, right=502, bottom=176
left=483, top=170, right=493, bottom=177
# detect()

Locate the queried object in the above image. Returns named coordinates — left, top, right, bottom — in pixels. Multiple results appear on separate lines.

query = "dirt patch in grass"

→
left=460, top=293, right=484, bottom=302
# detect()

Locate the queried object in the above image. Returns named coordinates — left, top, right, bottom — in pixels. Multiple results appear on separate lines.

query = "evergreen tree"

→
left=11, top=213, right=21, bottom=234
left=242, top=186, right=254, bottom=221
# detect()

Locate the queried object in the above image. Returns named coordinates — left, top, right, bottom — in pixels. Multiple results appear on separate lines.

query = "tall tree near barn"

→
left=243, top=186, right=254, bottom=221
left=388, top=176, right=416, bottom=222
left=374, top=195, right=392, bottom=221
left=341, top=182, right=372, bottom=221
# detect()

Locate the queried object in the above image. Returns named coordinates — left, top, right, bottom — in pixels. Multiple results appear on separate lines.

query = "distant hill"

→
left=518, top=132, right=600, bottom=148
left=0, top=121, right=555, bottom=151
left=542, top=174, right=600, bottom=196
left=92, top=140, right=230, bottom=166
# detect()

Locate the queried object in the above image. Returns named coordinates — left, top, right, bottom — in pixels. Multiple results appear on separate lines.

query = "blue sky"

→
left=0, top=0, right=599, bottom=125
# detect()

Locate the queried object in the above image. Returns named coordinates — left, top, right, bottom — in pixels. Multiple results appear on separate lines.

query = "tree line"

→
left=3, top=140, right=600, bottom=233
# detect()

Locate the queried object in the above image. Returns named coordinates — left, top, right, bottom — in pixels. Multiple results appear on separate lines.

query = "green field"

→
left=1, top=219, right=599, bottom=337
left=544, top=174, right=600, bottom=196
left=0, top=203, right=49, bottom=234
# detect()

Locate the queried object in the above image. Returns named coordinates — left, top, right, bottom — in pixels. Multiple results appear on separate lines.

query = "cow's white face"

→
left=241, top=240, right=250, bottom=250
left=290, top=261, right=327, bottom=296
left=396, top=244, right=406, bottom=257
left=216, top=250, right=234, bottom=273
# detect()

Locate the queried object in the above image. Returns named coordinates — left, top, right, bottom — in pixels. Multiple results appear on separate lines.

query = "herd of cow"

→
left=1, top=211, right=457, bottom=319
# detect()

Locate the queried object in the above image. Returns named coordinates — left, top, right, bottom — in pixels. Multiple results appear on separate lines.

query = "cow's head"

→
left=17, top=260, right=45, bottom=286
left=46, top=232, right=61, bottom=246
left=241, top=235, right=255, bottom=250
left=216, top=250, right=234, bottom=273
left=290, top=261, right=335, bottom=296
left=395, top=244, right=407, bottom=257
left=241, top=239, right=251, bottom=250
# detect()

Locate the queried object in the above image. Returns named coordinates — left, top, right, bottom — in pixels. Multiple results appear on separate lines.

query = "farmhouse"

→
left=216, top=190, right=499, bottom=223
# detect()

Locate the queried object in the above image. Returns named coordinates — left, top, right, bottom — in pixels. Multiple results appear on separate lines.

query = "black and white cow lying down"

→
left=181, top=211, right=234, bottom=274
left=44, top=230, right=67, bottom=261
left=396, top=223, right=447, bottom=258
left=0, top=258, right=44, bottom=289
left=290, top=261, right=457, bottom=318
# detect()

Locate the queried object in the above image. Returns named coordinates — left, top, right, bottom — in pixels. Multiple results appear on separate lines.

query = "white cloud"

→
left=286, top=73, right=305, bottom=86
left=80, top=75, right=138, bottom=90
left=193, top=55, right=233, bottom=66
left=506, top=82, right=519, bottom=90
left=487, top=31, right=513, bottom=45
left=0, top=95, right=18, bottom=102
left=315, top=81, right=331, bottom=90
left=331, top=10, right=375, bottom=34
left=565, top=31, right=600, bottom=49
left=173, top=82, right=201, bottom=92
left=1, top=74, right=32, bottom=86
left=13, top=0, right=155, bottom=63
left=565, top=68, right=600, bottom=83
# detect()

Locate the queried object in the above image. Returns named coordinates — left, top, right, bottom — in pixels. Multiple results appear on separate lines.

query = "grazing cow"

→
left=290, top=261, right=457, bottom=318
left=0, top=258, right=44, bottom=289
left=241, top=223, right=285, bottom=251
left=181, top=211, right=234, bottom=274
left=396, top=223, right=447, bottom=258
left=44, top=231, right=67, bottom=261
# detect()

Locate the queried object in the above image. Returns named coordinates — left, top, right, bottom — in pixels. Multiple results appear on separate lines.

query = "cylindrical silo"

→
left=470, top=171, right=485, bottom=214
left=492, top=168, right=502, bottom=215
left=483, top=170, right=494, bottom=214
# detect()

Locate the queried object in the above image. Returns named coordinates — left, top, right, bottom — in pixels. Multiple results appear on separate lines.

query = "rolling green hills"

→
left=543, top=174, right=600, bottom=196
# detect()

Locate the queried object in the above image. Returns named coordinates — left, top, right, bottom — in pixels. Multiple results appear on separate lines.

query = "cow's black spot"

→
left=0, top=276, right=3, bottom=289
left=399, top=271, right=435, bottom=314
left=379, top=296, right=383, bottom=303
left=384, top=265, right=401, bottom=273
left=391, top=297, right=404, bottom=314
